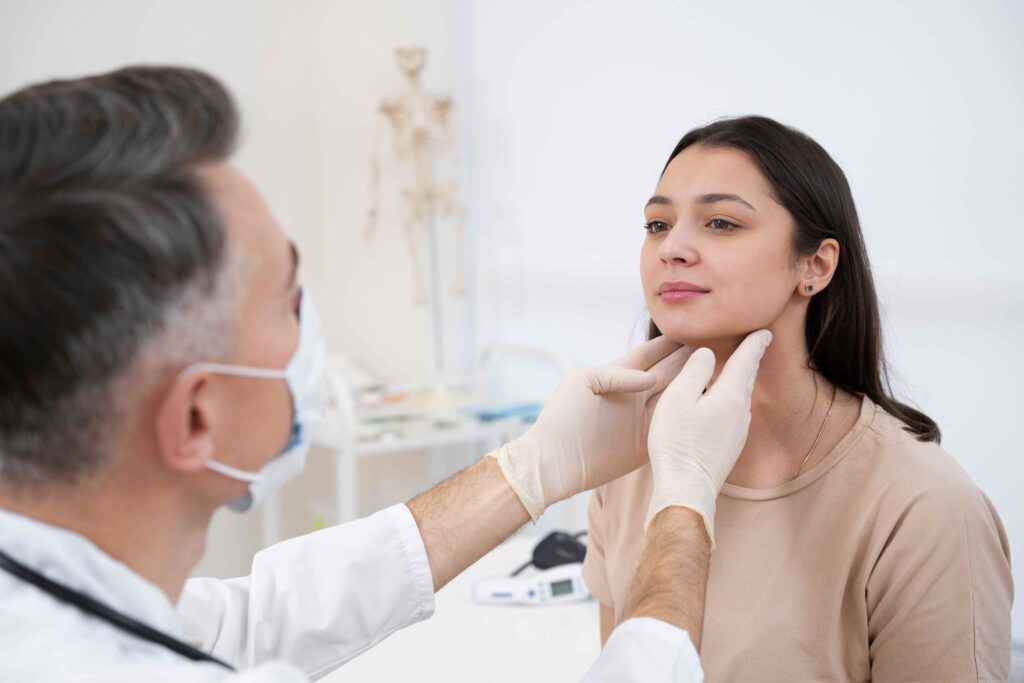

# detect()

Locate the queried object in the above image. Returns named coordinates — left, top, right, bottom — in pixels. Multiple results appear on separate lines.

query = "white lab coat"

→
left=0, top=505, right=702, bottom=682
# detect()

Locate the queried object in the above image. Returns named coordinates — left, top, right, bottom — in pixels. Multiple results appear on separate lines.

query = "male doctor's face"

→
left=158, top=163, right=303, bottom=509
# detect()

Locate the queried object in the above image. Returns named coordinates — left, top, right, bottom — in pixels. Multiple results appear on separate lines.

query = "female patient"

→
left=582, top=116, right=1012, bottom=681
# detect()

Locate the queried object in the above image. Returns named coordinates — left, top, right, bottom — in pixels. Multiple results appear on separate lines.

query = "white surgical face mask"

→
left=182, top=289, right=328, bottom=512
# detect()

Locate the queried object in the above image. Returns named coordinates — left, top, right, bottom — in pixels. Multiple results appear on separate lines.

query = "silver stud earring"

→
left=805, top=284, right=814, bottom=293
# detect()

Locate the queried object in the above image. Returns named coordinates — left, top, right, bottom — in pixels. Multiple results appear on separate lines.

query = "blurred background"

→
left=1, top=0, right=1021, bottom=678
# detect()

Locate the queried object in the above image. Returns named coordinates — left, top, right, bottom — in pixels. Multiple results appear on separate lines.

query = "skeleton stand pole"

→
left=426, top=209, right=445, bottom=386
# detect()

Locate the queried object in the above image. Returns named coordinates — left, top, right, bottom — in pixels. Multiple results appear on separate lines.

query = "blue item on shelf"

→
left=458, top=402, right=543, bottom=423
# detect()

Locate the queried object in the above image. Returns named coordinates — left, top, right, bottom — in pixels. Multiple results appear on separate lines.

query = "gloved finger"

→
left=584, top=366, right=657, bottom=395
left=647, top=389, right=663, bottom=413
left=661, top=347, right=717, bottom=405
left=709, top=330, right=772, bottom=398
left=609, top=336, right=682, bottom=372
left=644, top=345, right=694, bottom=397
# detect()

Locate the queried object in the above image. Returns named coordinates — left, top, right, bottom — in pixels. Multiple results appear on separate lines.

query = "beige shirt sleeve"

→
left=583, top=487, right=615, bottom=607
left=866, top=466, right=1013, bottom=681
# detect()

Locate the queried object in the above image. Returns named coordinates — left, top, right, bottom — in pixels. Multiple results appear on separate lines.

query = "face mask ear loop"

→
left=178, top=363, right=288, bottom=486
left=178, top=362, right=288, bottom=383
left=204, top=458, right=263, bottom=483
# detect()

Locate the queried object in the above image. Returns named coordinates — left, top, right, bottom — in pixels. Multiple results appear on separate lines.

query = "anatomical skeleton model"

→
left=366, top=45, right=467, bottom=306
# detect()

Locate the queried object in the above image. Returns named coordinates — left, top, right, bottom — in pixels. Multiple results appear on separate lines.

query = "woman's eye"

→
left=708, top=218, right=739, bottom=232
left=643, top=220, right=672, bottom=234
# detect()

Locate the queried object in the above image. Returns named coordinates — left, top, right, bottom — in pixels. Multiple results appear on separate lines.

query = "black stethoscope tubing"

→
left=0, top=549, right=234, bottom=671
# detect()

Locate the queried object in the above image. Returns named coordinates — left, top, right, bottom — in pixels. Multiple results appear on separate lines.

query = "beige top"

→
left=583, top=396, right=1013, bottom=681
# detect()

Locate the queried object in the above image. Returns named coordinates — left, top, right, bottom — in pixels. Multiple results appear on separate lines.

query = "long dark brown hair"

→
left=650, top=116, right=939, bottom=442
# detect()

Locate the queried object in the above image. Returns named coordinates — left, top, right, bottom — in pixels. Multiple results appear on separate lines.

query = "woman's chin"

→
left=654, top=322, right=740, bottom=349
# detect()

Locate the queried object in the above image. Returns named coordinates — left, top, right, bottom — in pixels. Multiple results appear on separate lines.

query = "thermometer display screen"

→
left=550, top=579, right=574, bottom=597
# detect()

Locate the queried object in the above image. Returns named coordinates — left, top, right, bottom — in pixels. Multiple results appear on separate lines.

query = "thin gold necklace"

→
left=791, top=384, right=837, bottom=480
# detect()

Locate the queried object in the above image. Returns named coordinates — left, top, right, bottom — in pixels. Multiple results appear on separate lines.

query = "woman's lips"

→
left=660, top=290, right=707, bottom=302
left=658, top=280, right=709, bottom=302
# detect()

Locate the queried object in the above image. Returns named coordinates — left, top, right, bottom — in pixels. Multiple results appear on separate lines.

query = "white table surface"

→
left=321, top=534, right=601, bottom=682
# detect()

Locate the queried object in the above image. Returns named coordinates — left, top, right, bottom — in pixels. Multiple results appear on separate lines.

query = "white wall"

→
left=465, top=0, right=1024, bottom=638
left=0, top=0, right=468, bottom=575
left=0, top=0, right=468, bottom=384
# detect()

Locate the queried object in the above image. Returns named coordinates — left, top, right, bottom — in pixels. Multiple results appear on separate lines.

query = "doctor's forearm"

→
left=621, top=507, right=710, bottom=650
left=407, top=456, right=530, bottom=592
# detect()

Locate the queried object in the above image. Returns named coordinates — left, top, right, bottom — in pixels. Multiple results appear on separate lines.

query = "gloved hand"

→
left=487, top=337, right=692, bottom=522
left=645, top=330, right=772, bottom=549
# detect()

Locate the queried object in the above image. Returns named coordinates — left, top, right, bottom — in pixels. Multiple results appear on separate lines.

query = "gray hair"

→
left=0, top=66, right=243, bottom=487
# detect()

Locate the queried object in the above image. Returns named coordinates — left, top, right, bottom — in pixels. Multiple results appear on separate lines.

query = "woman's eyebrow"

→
left=698, top=193, right=758, bottom=213
left=645, top=193, right=759, bottom=213
left=645, top=195, right=672, bottom=209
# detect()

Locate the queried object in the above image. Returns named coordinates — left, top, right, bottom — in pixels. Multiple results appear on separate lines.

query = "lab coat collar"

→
left=0, top=507, right=182, bottom=637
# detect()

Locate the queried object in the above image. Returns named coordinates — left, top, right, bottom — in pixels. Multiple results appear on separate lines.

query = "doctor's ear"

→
left=154, top=372, right=217, bottom=474
left=797, top=238, right=840, bottom=297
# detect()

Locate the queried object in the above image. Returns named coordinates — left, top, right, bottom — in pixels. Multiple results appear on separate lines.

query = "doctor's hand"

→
left=486, top=337, right=691, bottom=522
left=645, top=330, right=772, bottom=549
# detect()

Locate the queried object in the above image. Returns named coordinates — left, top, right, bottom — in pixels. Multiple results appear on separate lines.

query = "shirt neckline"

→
left=0, top=507, right=181, bottom=635
left=720, top=394, right=877, bottom=501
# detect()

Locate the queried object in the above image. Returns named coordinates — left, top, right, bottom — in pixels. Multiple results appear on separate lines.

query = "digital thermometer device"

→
left=473, top=562, right=590, bottom=606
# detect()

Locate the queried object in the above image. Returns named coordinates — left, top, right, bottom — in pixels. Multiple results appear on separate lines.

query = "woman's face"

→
left=640, top=144, right=804, bottom=347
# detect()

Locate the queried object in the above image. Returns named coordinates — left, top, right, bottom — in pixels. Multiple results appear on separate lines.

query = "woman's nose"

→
left=657, top=223, right=699, bottom=265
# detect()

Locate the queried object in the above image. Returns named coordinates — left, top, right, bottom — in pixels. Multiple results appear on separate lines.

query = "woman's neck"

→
left=699, top=328, right=856, bottom=489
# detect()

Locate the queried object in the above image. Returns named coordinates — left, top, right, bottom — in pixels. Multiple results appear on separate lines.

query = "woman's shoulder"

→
left=856, top=405, right=1012, bottom=682
left=594, top=462, right=652, bottom=513
left=854, top=402, right=998, bottom=525
left=859, top=403, right=963, bottom=481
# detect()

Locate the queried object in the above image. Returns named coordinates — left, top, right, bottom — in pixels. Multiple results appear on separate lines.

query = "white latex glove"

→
left=645, top=330, right=772, bottom=548
left=487, top=337, right=692, bottom=522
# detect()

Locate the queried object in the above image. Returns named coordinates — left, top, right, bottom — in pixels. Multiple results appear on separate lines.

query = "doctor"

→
left=0, top=66, right=769, bottom=682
